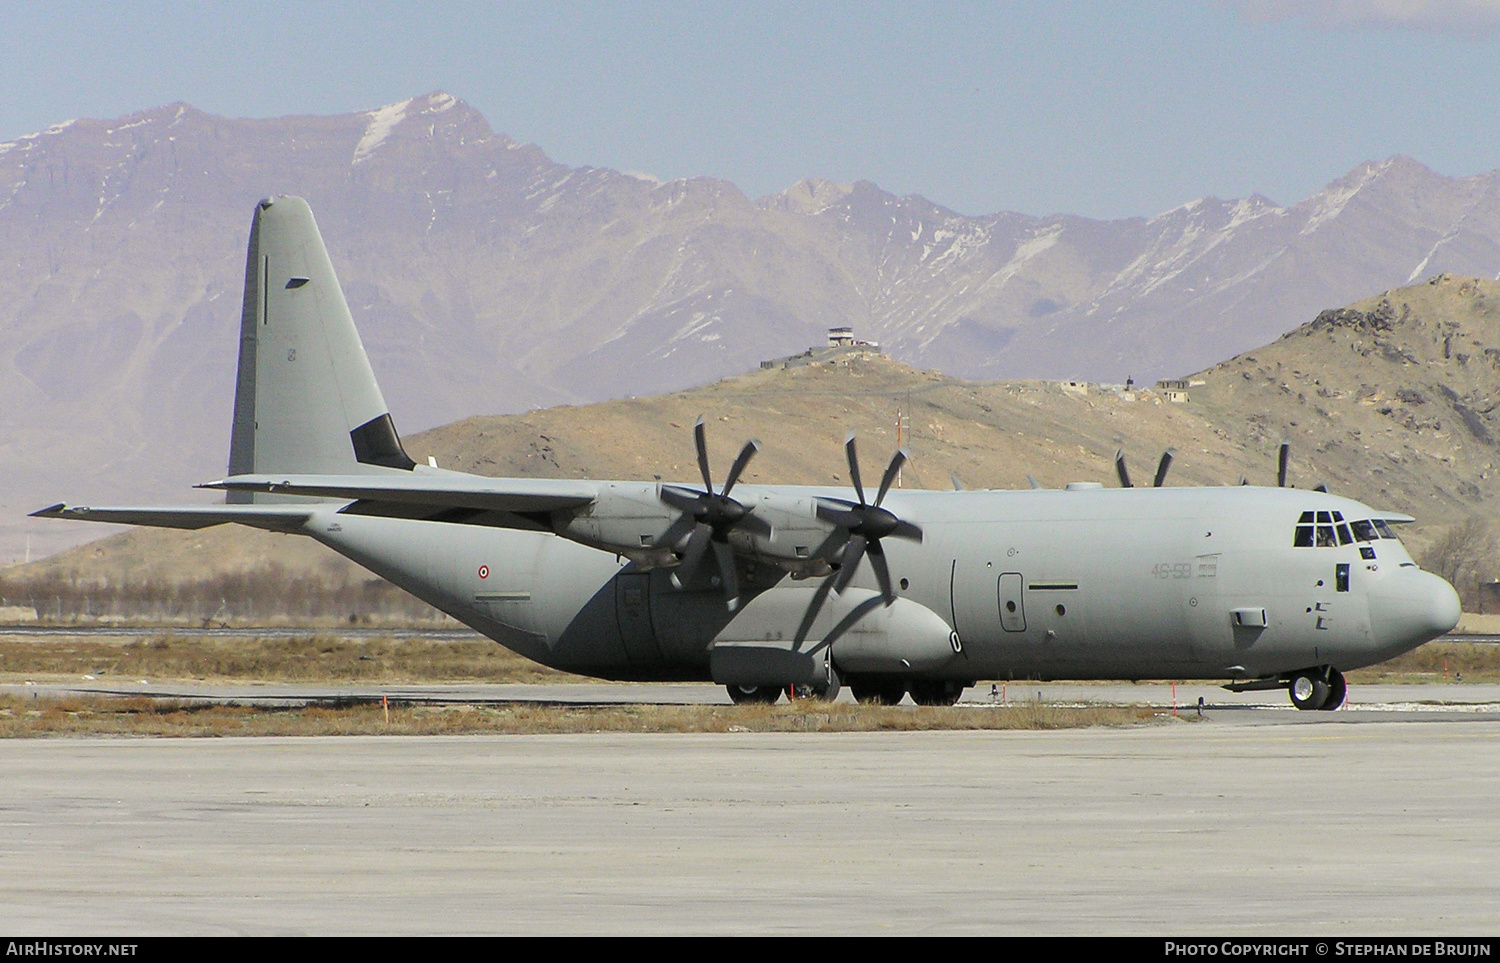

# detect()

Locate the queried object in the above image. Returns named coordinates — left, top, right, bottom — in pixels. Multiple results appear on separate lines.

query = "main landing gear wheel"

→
left=850, top=679, right=908, bottom=705
left=1318, top=668, right=1347, bottom=711
left=794, top=681, right=842, bottom=702
left=1289, top=672, right=1330, bottom=711
left=726, top=684, right=781, bottom=705
left=908, top=680, right=965, bottom=707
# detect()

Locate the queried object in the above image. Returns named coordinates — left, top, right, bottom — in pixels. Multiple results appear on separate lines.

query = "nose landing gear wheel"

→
left=1289, top=672, right=1330, bottom=711
left=1317, top=668, right=1347, bottom=711
left=726, top=684, right=782, bottom=705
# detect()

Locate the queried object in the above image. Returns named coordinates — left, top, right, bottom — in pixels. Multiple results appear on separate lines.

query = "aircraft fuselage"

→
left=306, top=481, right=1458, bottom=686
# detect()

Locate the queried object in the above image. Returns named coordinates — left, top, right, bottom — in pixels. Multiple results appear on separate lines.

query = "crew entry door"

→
left=999, top=573, right=1026, bottom=632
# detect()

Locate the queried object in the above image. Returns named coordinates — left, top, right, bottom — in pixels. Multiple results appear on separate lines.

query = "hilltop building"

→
left=761, top=327, right=883, bottom=370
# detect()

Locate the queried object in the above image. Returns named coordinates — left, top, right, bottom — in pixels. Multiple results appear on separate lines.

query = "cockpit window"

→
left=1295, top=513, right=1400, bottom=547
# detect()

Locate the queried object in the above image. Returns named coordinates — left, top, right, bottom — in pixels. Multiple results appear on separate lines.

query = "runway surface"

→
left=5, top=678, right=1500, bottom=722
left=2, top=719, right=1498, bottom=935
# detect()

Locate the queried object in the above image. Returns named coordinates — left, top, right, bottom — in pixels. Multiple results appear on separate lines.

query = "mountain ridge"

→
left=11, top=273, right=1499, bottom=597
left=6, top=93, right=1500, bottom=560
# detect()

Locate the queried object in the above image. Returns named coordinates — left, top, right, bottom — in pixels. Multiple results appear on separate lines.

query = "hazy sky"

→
left=4, top=0, right=1499, bottom=219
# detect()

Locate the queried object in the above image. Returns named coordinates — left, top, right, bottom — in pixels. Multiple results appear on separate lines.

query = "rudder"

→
left=226, top=196, right=413, bottom=502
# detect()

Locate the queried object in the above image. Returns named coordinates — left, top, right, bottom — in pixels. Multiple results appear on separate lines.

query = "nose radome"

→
left=1368, top=568, right=1460, bottom=650
left=1428, top=571, right=1462, bottom=636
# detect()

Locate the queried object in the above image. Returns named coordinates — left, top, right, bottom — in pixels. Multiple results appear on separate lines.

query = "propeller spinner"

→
left=659, top=416, right=770, bottom=610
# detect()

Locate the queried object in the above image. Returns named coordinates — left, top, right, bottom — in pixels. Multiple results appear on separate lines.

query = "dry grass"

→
left=5, top=633, right=1494, bottom=689
left=1346, top=641, right=1500, bottom=683
left=0, top=633, right=583, bottom=684
left=0, top=695, right=1170, bottom=738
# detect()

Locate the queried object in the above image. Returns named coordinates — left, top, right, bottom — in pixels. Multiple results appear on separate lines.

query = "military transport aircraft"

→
left=34, top=196, right=1461, bottom=708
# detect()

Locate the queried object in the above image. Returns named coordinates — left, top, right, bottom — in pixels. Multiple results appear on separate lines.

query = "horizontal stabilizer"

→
left=29, top=503, right=316, bottom=532
left=201, top=474, right=598, bottom=515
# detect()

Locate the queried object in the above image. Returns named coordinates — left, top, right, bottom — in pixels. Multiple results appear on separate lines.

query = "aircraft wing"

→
left=29, top=503, right=318, bottom=532
left=200, top=473, right=598, bottom=518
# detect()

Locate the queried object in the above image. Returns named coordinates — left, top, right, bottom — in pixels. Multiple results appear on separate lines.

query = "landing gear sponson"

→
left=1224, top=666, right=1347, bottom=711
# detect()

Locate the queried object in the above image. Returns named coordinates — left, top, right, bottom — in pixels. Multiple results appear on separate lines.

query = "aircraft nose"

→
left=1368, top=568, right=1461, bottom=651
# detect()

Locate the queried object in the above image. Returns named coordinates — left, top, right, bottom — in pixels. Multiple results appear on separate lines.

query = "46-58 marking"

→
left=1152, top=562, right=1192, bottom=579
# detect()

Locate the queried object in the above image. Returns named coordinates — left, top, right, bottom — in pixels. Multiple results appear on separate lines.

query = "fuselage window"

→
left=1349, top=520, right=1378, bottom=542
left=1336, top=523, right=1353, bottom=546
left=1294, top=525, right=1314, bottom=547
left=1316, top=525, right=1338, bottom=547
left=1373, top=519, right=1398, bottom=540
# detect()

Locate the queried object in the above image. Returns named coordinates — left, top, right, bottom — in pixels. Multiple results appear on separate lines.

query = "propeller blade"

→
left=670, top=524, right=713, bottom=589
left=720, top=438, right=760, bottom=497
left=890, top=519, right=924, bottom=542
left=834, top=535, right=868, bottom=594
left=1278, top=440, right=1290, bottom=488
left=659, top=485, right=702, bottom=514
left=738, top=511, right=773, bottom=538
left=712, top=539, right=741, bottom=610
left=867, top=541, right=894, bottom=603
left=1153, top=449, right=1175, bottom=488
left=1239, top=475, right=1249, bottom=486
left=812, top=526, right=852, bottom=566
left=815, top=500, right=862, bottom=529
left=1115, top=450, right=1133, bottom=488
left=844, top=432, right=866, bottom=506
left=874, top=449, right=907, bottom=507
left=950, top=473, right=965, bottom=491
left=693, top=416, right=713, bottom=494
left=659, top=512, right=698, bottom=550
left=1027, top=474, right=1043, bottom=490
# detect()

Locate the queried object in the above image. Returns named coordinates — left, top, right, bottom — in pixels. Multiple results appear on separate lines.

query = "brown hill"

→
left=9, top=274, right=1498, bottom=609
left=11, top=92, right=1500, bottom=565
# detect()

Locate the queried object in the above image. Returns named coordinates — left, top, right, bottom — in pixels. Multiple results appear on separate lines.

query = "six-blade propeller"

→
left=815, top=432, right=924, bottom=604
left=658, top=416, right=770, bottom=610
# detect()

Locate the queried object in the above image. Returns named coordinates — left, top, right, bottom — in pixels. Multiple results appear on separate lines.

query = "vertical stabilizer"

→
left=227, top=196, right=413, bottom=502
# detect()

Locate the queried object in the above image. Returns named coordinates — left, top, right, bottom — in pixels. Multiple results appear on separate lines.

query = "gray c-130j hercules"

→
left=35, top=196, right=1461, bottom=709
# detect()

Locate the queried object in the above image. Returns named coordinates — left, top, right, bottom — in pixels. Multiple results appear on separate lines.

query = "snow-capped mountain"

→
left=4, top=92, right=1499, bottom=560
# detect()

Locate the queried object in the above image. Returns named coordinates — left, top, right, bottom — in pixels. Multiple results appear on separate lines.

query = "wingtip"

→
left=29, top=502, right=67, bottom=518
